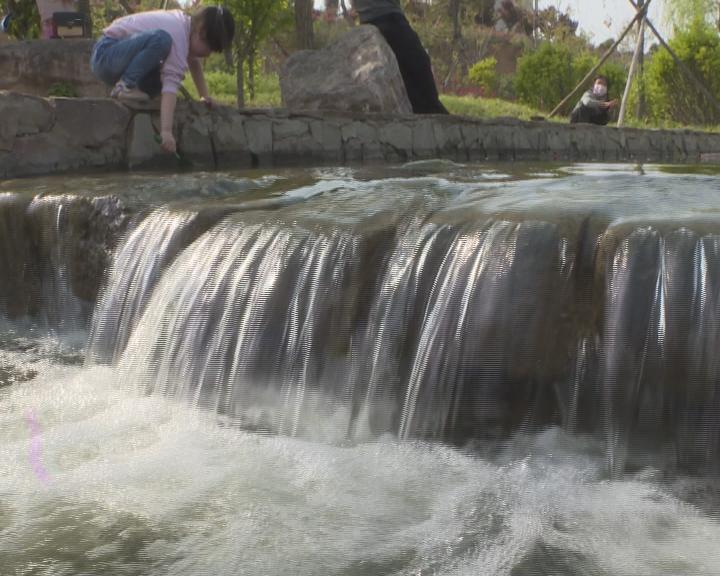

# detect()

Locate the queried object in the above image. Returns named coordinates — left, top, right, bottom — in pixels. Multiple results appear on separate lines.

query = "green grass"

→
left=440, top=94, right=553, bottom=121
left=182, top=70, right=720, bottom=133
left=182, top=71, right=281, bottom=108
left=619, top=117, right=720, bottom=133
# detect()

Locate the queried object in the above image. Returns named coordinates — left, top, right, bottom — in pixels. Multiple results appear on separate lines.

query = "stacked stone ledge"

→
left=3, top=90, right=720, bottom=178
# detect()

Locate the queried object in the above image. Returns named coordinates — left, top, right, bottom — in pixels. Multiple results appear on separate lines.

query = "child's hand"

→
left=200, top=96, right=218, bottom=109
left=161, top=130, right=177, bottom=154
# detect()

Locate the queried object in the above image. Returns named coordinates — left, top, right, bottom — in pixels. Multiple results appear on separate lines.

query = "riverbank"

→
left=3, top=90, right=720, bottom=179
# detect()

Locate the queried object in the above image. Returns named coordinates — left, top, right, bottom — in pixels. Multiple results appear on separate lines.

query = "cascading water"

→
left=601, top=226, right=720, bottom=475
left=117, top=217, right=363, bottom=438
left=87, top=208, right=215, bottom=364
left=3, top=165, right=720, bottom=575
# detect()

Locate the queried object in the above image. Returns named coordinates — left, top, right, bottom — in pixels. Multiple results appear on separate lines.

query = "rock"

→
left=0, top=91, right=129, bottom=178
left=280, top=25, right=412, bottom=115
left=26, top=194, right=131, bottom=326
left=0, top=91, right=55, bottom=142
left=53, top=97, right=130, bottom=147
left=0, top=39, right=106, bottom=97
left=0, top=194, right=37, bottom=319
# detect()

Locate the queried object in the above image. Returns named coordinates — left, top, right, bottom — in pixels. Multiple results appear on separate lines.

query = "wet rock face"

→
left=0, top=194, right=37, bottom=319
left=0, top=192, right=131, bottom=326
left=26, top=194, right=131, bottom=326
left=280, top=25, right=413, bottom=115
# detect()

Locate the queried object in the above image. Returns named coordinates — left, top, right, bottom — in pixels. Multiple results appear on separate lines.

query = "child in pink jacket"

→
left=91, top=6, right=234, bottom=154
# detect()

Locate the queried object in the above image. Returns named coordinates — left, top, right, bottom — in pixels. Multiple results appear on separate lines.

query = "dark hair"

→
left=194, top=5, right=235, bottom=53
left=594, top=75, right=609, bottom=87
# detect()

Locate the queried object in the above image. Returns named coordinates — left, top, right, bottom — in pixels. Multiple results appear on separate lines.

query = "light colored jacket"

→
left=575, top=89, right=606, bottom=112
left=104, top=10, right=193, bottom=95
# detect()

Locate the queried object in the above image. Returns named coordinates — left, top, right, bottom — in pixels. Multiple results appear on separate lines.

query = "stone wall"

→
left=0, top=40, right=107, bottom=98
left=3, top=90, right=720, bottom=179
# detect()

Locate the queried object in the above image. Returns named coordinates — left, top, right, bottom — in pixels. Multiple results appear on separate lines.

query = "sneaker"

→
left=110, top=81, right=149, bottom=102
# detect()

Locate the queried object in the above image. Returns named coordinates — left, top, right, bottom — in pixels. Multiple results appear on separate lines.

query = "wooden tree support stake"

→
left=628, top=0, right=720, bottom=119
left=549, top=0, right=652, bottom=118
left=618, top=18, right=645, bottom=126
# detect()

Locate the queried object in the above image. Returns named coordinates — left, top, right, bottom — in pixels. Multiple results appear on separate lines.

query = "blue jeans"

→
left=91, top=29, right=172, bottom=97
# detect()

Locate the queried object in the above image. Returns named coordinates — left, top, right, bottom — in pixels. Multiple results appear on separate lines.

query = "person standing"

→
left=352, top=0, right=448, bottom=114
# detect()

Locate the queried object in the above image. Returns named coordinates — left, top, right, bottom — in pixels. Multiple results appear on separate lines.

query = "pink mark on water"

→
left=25, top=409, right=51, bottom=485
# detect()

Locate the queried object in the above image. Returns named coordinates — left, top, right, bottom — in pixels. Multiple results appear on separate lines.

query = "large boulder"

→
left=0, top=39, right=107, bottom=97
left=280, top=25, right=412, bottom=115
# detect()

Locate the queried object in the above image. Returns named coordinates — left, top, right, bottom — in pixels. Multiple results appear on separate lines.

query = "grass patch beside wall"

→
left=182, top=71, right=720, bottom=133
left=183, top=72, right=281, bottom=108
left=440, top=95, right=552, bottom=121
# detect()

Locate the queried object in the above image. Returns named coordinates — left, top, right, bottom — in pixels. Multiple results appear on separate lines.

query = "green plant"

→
left=5, top=0, right=40, bottom=39
left=643, top=22, right=720, bottom=125
left=495, top=74, right=517, bottom=101
left=514, top=42, right=627, bottom=113
left=221, top=0, right=292, bottom=106
left=468, top=56, right=498, bottom=96
left=183, top=71, right=281, bottom=107
left=47, top=82, right=79, bottom=98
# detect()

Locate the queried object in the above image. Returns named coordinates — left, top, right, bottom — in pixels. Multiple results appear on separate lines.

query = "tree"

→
left=449, top=0, right=462, bottom=43
left=294, top=0, right=314, bottom=49
left=5, top=0, right=40, bottom=39
left=644, top=21, right=720, bottom=124
left=535, top=6, right=579, bottom=41
left=225, top=0, right=292, bottom=107
left=663, top=0, right=720, bottom=32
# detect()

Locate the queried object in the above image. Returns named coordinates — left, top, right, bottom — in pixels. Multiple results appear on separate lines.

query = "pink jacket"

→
left=103, top=10, right=195, bottom=94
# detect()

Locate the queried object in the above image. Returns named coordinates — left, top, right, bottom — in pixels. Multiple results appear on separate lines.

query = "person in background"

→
left=351, top=0, right=448, bottom=114
left=570, top=75, right=619, bottom=126
left=90, top=6, right=234, bottom=154
left=35, top=0, right=75, bottom=38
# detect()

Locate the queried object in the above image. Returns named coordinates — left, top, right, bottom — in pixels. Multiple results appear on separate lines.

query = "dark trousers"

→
left=367, top=12, right=448, bottom=114
left=570, top=105, right=610, bottom=126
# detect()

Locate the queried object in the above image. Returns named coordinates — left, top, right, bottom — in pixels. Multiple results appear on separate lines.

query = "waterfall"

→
left=117, top=216, right=361, bottom=439
left=101, top=208, right=570, bottom=445
left=87, top=208, right=207, bottom=364
left=601, top=227, right=720, bottom=474
left=8, top=169, right=720, bottom=575
left=43, top=171, right=718, bottom=475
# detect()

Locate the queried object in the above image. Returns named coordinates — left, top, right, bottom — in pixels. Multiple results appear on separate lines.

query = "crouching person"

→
left=570, top=75, right=619, bottom=126
left=90, top=6, right=235, bottom=154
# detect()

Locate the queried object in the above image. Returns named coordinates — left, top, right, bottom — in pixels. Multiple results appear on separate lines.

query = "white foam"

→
left=2, top=363, right=720, bottom=575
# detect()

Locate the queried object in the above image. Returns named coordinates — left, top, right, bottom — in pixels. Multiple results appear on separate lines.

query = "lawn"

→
left=183, top=71, right=720, bottom=133
left=440, top=94, right=551, bottom=121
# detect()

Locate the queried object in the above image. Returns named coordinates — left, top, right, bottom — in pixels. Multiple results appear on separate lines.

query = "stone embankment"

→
left=3, top=90, right=720, bottom=179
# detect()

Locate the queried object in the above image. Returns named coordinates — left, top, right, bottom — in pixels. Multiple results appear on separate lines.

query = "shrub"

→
left=495, top=74, right=517, bottom=101
left=643, top=23, right=720, bottom=125
left=514, top=43, right=575, bottom=110
left=5, top=0, right=40, bottom=39
left=514, top=42, right=627, bottom=113
left=468, top=56, right=498, bottom=96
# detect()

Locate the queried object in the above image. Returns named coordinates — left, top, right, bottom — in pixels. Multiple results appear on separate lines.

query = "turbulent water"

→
left=3, top=163, right=720, bottom=575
